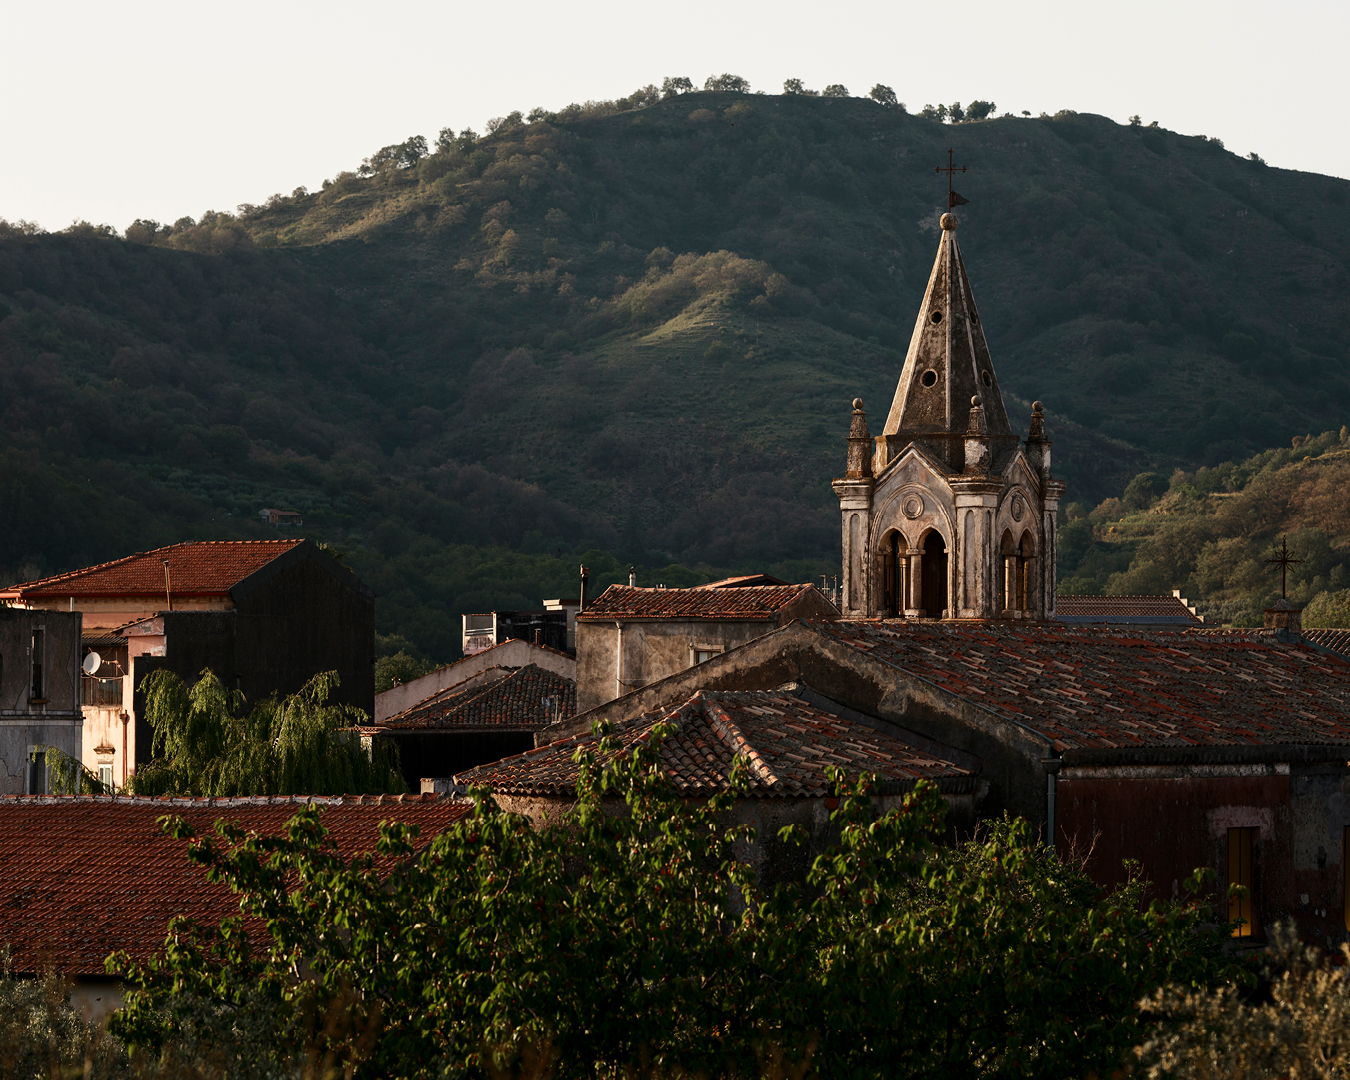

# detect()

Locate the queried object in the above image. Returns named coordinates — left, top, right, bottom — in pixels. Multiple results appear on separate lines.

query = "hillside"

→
left=4, top=88, right=1350, bottom=656
left=1061, top=429, right=1350, bottom=626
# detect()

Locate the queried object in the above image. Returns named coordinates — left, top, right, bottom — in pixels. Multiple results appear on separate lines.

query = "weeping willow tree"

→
left=128, top=669, right=406, bottom=797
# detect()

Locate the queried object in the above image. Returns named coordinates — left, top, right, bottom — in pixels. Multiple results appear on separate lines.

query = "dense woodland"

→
left=4, top=81, right=1350, bottom=660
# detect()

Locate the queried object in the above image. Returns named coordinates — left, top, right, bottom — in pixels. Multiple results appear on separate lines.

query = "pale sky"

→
left=3, top=0, right=1343, bottom=232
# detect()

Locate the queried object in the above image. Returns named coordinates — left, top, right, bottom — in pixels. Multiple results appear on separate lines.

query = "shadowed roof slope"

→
left=0, top=794, right=469, bottom=975
left=0, top=540, right=305, bottom=599
left=380, top=664, right=575, bottom=730
left=577, top=583, right=822, bottom=621
left=810, top=620, right=1350, bottom=753
left=456, top=689, right=972, bottom=797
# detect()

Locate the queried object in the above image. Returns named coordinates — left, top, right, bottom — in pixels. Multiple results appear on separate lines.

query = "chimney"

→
left=1264, top=598, right=1303, bottom=642
left=628, top=565, right=637, bottom=587
left=579, top=565, right=590, bottom=613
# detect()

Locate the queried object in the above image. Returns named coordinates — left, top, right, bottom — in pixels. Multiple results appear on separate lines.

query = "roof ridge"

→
left=700, top=696, right=779, bottom=787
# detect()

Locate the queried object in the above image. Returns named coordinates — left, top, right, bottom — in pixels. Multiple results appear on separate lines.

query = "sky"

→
left=3, top=0, right=1345, bottom=232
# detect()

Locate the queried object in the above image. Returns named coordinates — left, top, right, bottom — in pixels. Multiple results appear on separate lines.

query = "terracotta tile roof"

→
left=1303, top=628, right=1350, bottom=658
left=380, top=665, right=575, bottom=730
left=0, top=793, right=469, bottom=975
left=577, top=583, right=818, bottom=621
left=1056, top=595, right=1201, bottom=624
left=809, top=620, right=1350, bottom=753
left=456, top=690, right=972, bottom=797
left=0, top=540, right=305, bottom=600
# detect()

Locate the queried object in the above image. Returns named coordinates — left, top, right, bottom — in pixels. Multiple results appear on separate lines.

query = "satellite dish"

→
left=82, top=652, right=101, bottom=676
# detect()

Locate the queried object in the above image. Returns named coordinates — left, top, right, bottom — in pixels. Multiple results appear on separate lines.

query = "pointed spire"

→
left=879, top=213, right=1016, bottom=473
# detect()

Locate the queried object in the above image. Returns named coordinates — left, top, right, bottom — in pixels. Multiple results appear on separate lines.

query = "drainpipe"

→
left=163, top=560, right=173, bottom=612
left=1041, top=756, right=1061, bottom=850
left=579, top=565, right=590, bottom=613
left=615, top=622, right=624, bottom=701
left=121, top=710, right=129, bottom=787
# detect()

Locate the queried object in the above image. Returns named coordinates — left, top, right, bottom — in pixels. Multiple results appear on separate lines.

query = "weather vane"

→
left=936, top=148, right=969, bottom=210
left=1265, top=536, right=1303, bottom=599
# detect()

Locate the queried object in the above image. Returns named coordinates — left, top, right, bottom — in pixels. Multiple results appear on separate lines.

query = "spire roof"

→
left=883, top=214, right=1015, bottom=472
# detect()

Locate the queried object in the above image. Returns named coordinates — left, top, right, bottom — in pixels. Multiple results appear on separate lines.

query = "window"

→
left=30, top=628, right=44, bottom=701
left=1228, top=827, right=1256, bottom=937
left=694, top=650, right=717, bottom=665
left=28, top=751, right=45, bottom=796
left=98, top=764, right=114, bottom=790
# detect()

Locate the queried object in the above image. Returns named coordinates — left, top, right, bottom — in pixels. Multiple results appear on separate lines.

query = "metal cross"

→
left=1265, top=536, right=1303, bottom=599
left=935, top=148, right=966, bottom=208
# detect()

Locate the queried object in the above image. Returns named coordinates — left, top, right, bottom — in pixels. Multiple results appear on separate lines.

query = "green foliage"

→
left=1123, top=470, right=1168, bottom=510
left=1305, top=587, right=1350, bottom=628
left=130, top=669, right=405, bottom=797
left=109, top=728, right=1234, bottom=1079
left=965, top=99, right=998, bottom=121
left=868, top=84, right=901, bottom=110
left=1135, top=922, right=1350, bottom=1079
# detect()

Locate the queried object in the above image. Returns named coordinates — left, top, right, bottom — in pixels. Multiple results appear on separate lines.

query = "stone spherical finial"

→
left=971, top=395, right=982, bottom=407
left=852, top=397, right=865, bottom=411
left=940, top=213, right=958, bottom=230
left=1032, top=400, right=1044, bottom=413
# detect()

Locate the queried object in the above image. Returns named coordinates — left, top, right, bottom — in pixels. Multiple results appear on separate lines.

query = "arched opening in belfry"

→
left=998, top=529, right=1016, bottom=613
left=879, top=531, right=907, bottom=618
left=1017, top=532, right=1037, bottom=613
left=921, top=530, right=948, bottom=618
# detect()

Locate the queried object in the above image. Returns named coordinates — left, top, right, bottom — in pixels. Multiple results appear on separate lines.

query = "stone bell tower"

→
left=832, top=212, right=1064, bottom=620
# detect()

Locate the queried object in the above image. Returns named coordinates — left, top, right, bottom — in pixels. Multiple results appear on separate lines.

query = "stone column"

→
left=905, top=554, right=923, bottom=617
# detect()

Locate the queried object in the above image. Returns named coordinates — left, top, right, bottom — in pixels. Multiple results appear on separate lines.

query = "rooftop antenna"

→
left=1265, top=536, right=1303, bottom=599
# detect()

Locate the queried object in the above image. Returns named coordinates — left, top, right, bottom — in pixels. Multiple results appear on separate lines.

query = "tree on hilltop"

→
left=965, top=99, right=997, bottom=121
left=822, top=83, right=849, bottom=98
left=704, top=73, right=749, bottom=92
left=869, top=84, right=903, bottom=110
left=783, top=78, right=818, bottom=96
left=661, top=75, right=693, bottom=97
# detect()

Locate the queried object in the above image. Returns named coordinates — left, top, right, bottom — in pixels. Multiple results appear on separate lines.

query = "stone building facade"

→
left=0, top=607, right=82, bottom=793
left=833, top=213, right=1064, bottom=620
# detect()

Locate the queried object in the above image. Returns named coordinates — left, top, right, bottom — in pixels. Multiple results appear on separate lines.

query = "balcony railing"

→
left=82, top=676, right=123, bottom=707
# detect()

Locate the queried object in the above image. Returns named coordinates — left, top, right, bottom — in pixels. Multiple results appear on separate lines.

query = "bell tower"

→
left=832, top=211, right=1064, bottom=620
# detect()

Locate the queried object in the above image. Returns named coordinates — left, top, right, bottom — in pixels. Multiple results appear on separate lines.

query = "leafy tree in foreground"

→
left=129, top=669, right=405, bottom=797
left=110, top=722, right=1236, bottom=1079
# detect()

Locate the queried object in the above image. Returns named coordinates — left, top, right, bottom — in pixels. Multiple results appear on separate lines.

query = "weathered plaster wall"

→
left=0, top=607, right=82, bottom=792
left=1056, top=766, right=1350, bottom=945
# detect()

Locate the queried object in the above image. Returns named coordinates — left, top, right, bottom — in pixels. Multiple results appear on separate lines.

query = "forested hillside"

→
left=3, top=84, right=1350, bottom=658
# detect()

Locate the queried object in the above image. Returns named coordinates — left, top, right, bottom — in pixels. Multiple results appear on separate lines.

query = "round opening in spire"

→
left=930, top=310, right=943, bottom=324
left=921, top=370, right=938, bottom=388
left=981, top=370, right=993, bottom=388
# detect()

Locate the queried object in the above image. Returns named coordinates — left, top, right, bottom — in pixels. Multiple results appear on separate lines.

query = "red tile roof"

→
left=577, top=583, right=822, bottom=621
left=0, top=541, right=305, bottom=600
left=456, top=690, right=972, bottom=797
left=1056, top=595, right=1201, bottom=624
left=380, top=665, right=575, bottom=730
left=0, top=793, right=469, bottom=975
left=1303, top=628, right=1350, bottom=658
left=809, top=620, right=1350, bottom=753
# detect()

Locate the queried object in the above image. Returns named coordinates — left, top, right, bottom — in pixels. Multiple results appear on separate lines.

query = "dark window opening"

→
left=981, top=369, right=993, bottom=387
left=1228, top=826, right=1256, bottom=938
left=29, top=751, right=46, bottom=795
left=930, top=310, right=943, bottom=324
left=921, top=369, right=938, bottom=388
left=30, top=628, right=44, bottom=701
left=921, top=532, right=948, bottom=618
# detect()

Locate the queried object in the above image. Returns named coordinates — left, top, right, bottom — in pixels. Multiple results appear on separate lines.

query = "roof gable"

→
left=1, top=540, right=306, bottom=600
left=457, top=689, right=971, bottom=797
left=380, top=664, right=575, bottom=730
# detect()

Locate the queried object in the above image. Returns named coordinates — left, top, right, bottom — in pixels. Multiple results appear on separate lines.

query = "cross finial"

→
left=935, top=148, right=967, bottom=210
left=1265, top=536, right=1303, bottom=599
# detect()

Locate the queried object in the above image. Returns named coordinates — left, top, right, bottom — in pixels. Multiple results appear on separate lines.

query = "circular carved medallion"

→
left=902, top=494, right=924, bottom=520
left=1010, top=494, right=1026, bottom=522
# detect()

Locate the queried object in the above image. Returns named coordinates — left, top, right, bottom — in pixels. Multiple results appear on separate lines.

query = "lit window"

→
left=99, top=765, right=114, bottom=790
left=1228, top=827, right=1256, bottom=937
